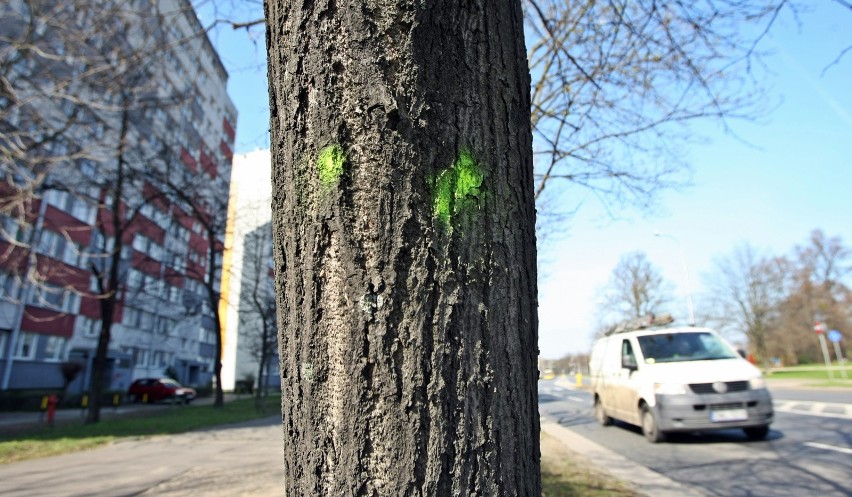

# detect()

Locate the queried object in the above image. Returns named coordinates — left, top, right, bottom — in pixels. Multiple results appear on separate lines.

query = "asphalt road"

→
left=539, top=379, right=852, bottom=497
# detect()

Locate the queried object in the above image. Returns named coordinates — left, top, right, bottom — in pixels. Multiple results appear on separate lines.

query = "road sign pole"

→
left=831, top=341, right=848, bottom=379
left=817, top=334, right=834, bottom=380
left=814, top=322, right=834, bottom=380
left=826, top=329, right=847, bottom=379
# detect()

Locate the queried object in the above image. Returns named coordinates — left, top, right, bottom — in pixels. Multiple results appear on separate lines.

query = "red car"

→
left=128, top=378, right=197, bottom=404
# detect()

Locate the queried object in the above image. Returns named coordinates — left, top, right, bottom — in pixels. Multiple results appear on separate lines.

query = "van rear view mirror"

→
left=622, top=354, right=638, bottom=371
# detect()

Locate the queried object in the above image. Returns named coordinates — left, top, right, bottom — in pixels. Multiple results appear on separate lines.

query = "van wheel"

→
left=641, top=405, right=665, bottom=443
left=595, top=399, right=613, bottom=426
left=743, top=425, right=769, bottom=441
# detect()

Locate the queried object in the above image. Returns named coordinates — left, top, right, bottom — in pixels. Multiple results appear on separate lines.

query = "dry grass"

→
left=540, top=432, right=641, bottom=497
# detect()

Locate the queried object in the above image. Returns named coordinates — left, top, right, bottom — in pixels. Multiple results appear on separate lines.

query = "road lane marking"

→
left=804, top=442, right=852, bottom=455
left=774, top=400, right=852, bottom=420
left=567, top=397, right=584, bottom=403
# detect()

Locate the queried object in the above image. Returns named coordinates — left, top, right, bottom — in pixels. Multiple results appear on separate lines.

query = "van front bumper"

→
left=653, top=388, right=774, bottom=432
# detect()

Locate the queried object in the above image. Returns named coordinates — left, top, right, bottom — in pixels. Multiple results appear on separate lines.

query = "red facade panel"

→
left=42, top=206, right=93, bottom=245
left=180, top=147, right=198, bottom=172
left=188, top=232, right=207, bottom=254
left=200, top=151, right=217, bottom=178
left=0, top=242, right=28, bottom=274
left=34, top=256, right=89, bottom=290
left=185, top=260, right=205, bottom=278
left=219, top=140, right=233, bottom=161
left=131, top=215, right=166, bottom=245
left=163, top=268, right=185, bottom=287
left=78, top=296, right=100, bottom=318
left=131, top=251, right=162, bottom=277
left=96, top=200, right=129, bottom=239
left=223, top=117, right=235, bottom=141
left=21, top=307, right=75, bottom=337
left=172, top=205, right=194, bottom=230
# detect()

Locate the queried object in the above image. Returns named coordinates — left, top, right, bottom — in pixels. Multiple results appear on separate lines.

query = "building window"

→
left=0, top=332, right=7, bottom=360
left=170, top=285, right=181, bottom=304
left=122, top=308, right=139, bottom=327
left=77, top=316, right=101, bottom=338
left=138, top=310, right=153, bottom=329
left=62, top=240, right=86, bottom=267
left=2, top=216, right=31, bottom=243
left=36, top=229, right=66, bottom=260
left=155, top=316, right=172, bottom=335
left=45, top=190, right=95, bottom=224
left=44, top=336, right=67, bottom=361
left=138, top=349, right=149, bottom=367
left=1, top=271, right=21, bottom=301
left=14, top=332, right=38, bottom=360
left=132, top=234, right=163, bottom=260
left=29, top=283, right=79, bottom=313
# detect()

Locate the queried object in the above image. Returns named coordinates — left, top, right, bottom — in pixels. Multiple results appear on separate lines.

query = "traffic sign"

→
left=828, top=330, right=842, bottom=343
left=814, top=321, right=827, bottom=334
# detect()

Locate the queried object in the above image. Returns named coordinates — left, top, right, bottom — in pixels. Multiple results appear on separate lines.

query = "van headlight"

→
left=654, top=382, right=687, bottom=395
left=749, top=377, right=766, bottom=389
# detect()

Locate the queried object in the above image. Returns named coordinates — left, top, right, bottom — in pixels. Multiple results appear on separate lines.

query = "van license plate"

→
left=710, top=409, right=747, bottom=422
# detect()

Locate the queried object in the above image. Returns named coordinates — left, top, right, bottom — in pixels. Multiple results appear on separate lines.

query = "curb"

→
left=540, top=421, right=705, bottom=497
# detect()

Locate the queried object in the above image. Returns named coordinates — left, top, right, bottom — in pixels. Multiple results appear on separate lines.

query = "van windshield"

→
left=637, top=332, right=738, bottom=364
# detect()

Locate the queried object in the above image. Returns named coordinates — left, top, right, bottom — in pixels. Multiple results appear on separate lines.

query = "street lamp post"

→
left=654, top=232, right=696, bottom=326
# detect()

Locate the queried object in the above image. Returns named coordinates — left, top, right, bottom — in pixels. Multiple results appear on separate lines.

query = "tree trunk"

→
left=87, top=102, right=130, bottom=424
left=204, top=226, right=225, bottom=407
left=266, top=1, right=540, bottom=495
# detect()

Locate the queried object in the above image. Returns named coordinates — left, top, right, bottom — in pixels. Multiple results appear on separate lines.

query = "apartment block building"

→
left=0, top=0, right=237, bottom=392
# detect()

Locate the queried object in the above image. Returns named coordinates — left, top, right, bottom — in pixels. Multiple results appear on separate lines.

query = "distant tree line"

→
left=589, top=229, right=850, bottom=367
left=704, top=229, right=851, bottom=367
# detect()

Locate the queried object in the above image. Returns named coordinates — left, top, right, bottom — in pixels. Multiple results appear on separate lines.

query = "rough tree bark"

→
left=266, top=1, right=540, bottom=495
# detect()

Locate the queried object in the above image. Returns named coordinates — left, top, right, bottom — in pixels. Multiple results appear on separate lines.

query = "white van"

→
left=589, top=315, right=773, bottom=443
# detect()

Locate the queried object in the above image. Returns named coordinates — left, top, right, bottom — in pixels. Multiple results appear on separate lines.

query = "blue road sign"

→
left=828, top=330, right=842, bottom=343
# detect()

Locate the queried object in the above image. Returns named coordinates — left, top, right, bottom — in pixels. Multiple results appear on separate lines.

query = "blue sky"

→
left=538, top=3, right=852, bottom=357
left=204, top=4, right=851, bottom=359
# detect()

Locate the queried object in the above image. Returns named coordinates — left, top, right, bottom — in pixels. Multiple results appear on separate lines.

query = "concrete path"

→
left=0, top=416, right=284, bottom=497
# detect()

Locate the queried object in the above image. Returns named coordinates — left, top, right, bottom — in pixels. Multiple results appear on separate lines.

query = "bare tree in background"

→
left=236, top=220, right=277, bottom=403
left=597, top=251, right=672, bottom=328
left=770, top=230, right=852, bottom=364
left=525, top=0, right=794, bottom=228
left=157, top=168, right=232, bottom=408
left=703, top=243, right=786, bottom=364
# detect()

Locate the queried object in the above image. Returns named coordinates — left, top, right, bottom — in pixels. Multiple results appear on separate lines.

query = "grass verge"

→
left=766, top=365, right=852, bottom=387
left=540, top=432, right=639, bottom=497
left=0, top=396, right=280, bottom=465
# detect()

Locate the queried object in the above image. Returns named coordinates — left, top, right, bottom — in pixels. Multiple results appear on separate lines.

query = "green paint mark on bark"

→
left=433, top=149, right=483, bottom=227
left=316, top=144, right=345, bottom=185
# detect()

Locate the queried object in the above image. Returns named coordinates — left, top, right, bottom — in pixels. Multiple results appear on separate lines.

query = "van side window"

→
left=621, top=340, right=633, bottom=359
left=621, top=340, right=637, bottom=369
